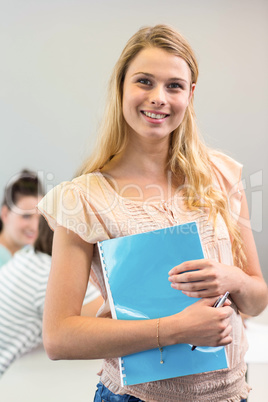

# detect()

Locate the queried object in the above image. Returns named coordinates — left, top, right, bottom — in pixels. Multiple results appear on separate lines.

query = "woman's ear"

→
left=1, top=205, right=9, bottom=224
left=188, top=83, right=196, bottom=102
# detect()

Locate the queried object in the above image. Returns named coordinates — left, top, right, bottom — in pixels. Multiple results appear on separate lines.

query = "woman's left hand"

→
left=168, top=259, right=239, bottom=298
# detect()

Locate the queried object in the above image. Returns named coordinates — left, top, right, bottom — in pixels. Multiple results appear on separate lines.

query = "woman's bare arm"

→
left=43, top=226, right=233, bottom=360
left=229, top=188, right=268, bottom=314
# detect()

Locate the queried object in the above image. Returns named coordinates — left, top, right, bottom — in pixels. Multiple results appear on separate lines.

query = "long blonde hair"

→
left=80, top=24, right=245, bottom=269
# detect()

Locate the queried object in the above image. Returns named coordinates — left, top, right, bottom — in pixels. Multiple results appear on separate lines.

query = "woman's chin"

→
left=22, top=236, right=37, bottom=246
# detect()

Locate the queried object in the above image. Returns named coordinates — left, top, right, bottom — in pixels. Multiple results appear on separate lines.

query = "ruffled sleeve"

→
left=37, top=176, right=110, bottom=244
left=209, top=151, right=243, bottom=222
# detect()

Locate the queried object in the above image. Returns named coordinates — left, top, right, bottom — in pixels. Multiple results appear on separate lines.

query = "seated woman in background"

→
left=0, top=169, right=43, bottom=268
left=0, top=216, right=102, bottom=378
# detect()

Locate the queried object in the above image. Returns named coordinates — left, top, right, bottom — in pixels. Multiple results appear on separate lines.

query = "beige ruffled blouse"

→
left=38, top=151, right=250, bottom=401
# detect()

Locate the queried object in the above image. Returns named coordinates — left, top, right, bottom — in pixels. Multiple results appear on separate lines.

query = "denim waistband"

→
left=94, top=382, right=143, bottom=402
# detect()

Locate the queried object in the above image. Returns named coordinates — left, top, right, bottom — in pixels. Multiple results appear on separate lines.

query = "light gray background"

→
left=1, top=0, right=267, bottom=281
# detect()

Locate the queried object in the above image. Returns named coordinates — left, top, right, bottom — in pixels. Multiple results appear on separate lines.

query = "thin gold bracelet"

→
left=157, top=318, right=164, bottom=364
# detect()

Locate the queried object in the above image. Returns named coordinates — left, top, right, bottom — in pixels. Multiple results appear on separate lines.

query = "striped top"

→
left=0, top=246, right=100, bottom=378
left=0, top=245, right=12, bottom=269
left=38, top=151, right=251, bottom=401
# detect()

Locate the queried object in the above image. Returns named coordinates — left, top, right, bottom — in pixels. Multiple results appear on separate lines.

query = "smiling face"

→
left=1, top=195, right=40, bottom=250
left=122, top=47, right=195, bottom=143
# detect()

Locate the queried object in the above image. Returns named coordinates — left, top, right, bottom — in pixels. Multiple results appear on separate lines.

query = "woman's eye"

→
left=22, top=214, right=31, bottom=219
left=138, top=78, right=151, bottom=85
left=168, top=83, right=182, bottom=89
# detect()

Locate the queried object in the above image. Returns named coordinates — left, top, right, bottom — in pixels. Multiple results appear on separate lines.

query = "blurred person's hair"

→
left=0, top=169, right=44, bottom=232
left=34, top=215, right=53, bottom=256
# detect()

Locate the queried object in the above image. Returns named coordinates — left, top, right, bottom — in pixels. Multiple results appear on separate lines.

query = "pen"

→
left=191, top=292, right=230, bottom=351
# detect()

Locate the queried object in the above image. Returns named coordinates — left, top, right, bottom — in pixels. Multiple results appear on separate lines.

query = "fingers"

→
left=216, top=333, right=233, bottom=347
left=214, top=306, right=233, bottom=346
left=169, top=270, right=206, bottom=284
left=168, top=262, right=225, bottom=298
left=215, top=322, right=233, bottom=346
left=195, top=296, right=221, bottom=306
left=221, top=323, right=232, bottom=339
left=168, top=272, right=209, bottom=295
left=178, top=296, right=234, bottom=347
left=171, top=286, right=221, bottom=299
left=168, top=260, right=220, bottom=295
left=197, top=296, right=231, bottom=309
left=170, top=282, right=206, bottom=294
left=168, top=259, right=211, bottom=276
left=180, top=289, right=208, bottom=298
left=201, top=303, right=233, bottom=347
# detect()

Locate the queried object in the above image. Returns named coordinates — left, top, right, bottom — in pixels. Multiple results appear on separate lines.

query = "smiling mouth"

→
left=141, top=111, right=169, bottom=120
left=24, top=231, right=36, bottom=238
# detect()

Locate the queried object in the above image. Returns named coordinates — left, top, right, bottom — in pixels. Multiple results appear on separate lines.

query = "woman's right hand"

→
left=170, top=297, right=233, bottom=348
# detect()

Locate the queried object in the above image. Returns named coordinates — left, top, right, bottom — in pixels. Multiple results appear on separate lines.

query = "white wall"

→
left=1, top=0, right=267, bottom=278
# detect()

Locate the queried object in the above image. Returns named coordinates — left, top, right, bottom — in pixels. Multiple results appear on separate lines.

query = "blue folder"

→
left=98, top=221, right=228, bottom=386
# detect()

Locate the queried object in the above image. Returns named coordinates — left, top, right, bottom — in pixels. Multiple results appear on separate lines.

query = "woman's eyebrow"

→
left=132, top=72, right=188, bottom=83
left=168, top=77, right=188, bottom=82
left=131, top=72, right=154, bottom=78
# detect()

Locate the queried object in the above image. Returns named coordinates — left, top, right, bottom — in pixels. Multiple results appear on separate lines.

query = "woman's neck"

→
left=103, top=135, right=171, bottom=181
left=100, top=135, right=184, bottom=202
left=0, top=232, right=21, bottom=255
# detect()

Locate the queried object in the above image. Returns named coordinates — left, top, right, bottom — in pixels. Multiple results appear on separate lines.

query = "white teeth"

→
left=143, top=111, right=167, bottom=119
left=25, top=231, right=34, bottom=237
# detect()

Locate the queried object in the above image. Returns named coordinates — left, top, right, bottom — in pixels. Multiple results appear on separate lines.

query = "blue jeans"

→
left=94, top=382, right=143, bottom=401
left=94, top=382, right=247, bottom=402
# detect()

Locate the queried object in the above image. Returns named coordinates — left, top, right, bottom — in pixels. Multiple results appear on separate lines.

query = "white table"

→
left=245, top=308, right=268, bottom=401
left=0, top=345, right=103, bottom=402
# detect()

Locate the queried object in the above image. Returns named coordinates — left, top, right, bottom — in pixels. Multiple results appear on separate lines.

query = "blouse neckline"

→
left=94, top=170, right=184, bottom=206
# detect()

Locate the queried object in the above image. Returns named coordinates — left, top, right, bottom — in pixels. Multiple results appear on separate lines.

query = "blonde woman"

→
left=38, top=25, right=268, bottom=401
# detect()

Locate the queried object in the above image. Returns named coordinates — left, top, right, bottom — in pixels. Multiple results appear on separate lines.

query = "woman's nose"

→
left=150, top=86, right=166, bottom=106
left=30, top=214, right=40, bottom=231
